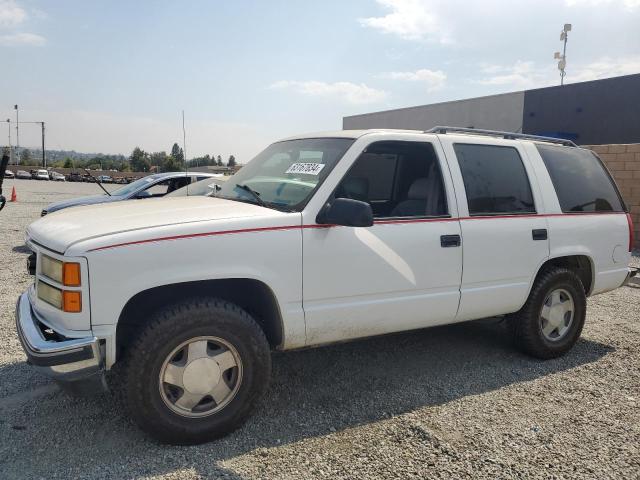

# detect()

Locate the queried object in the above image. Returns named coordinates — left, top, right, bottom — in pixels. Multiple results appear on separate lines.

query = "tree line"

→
left=17, top=143, right=238, bottom=173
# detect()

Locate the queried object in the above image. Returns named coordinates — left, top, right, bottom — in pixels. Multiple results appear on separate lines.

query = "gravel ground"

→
left=0, top=179, right=639, bottom=480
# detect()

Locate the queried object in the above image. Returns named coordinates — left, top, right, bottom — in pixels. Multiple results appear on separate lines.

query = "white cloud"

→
left=0, top=0, right=25, bottom=27
left=477, top=61, right=542, bottom=89
left=270, top=80, right=387, bottom=105
left=358, top=0, right=451, bottom=43
left=569, top=55, right=640, bottom=82
left=0, top=1, right=46, bottom=46
left=566, top=0, right=640, bottom=9
left=0, top=32, right=45, bottom=46
left=475, top=55, right=640, bottom=91
left=381, top=68, right=446, bottom=91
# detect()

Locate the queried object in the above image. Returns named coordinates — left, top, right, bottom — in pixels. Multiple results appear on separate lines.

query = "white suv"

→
left=16, top=127, right=635, bottom=444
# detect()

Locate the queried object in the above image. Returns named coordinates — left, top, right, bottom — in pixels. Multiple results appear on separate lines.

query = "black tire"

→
left=511, top=267, right=586, bottom=359
left=115, top=297, right=271, bottom=445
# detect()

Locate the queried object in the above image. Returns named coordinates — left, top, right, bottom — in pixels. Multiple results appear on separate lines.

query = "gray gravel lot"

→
left=0, top=179, right=639, bottom=479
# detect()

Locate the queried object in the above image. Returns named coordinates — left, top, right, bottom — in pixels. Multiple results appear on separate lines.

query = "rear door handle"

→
left=532, top=229, right=548, bottom=241
left=441, top=234, right=461, bottom=248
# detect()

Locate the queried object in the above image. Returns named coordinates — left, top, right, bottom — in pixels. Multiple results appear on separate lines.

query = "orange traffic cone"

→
left=10, top=186, right=17, bottom=202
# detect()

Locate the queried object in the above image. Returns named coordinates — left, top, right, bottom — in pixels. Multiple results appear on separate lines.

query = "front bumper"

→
left=15, top=291, right=103, bottom=382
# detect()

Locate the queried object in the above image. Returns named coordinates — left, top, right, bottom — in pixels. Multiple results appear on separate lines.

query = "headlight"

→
left=37, top=280, right=82, bottom=313
left=41, top=254, right=81, bottom=286
left=37, top=280, right=63, bottom=309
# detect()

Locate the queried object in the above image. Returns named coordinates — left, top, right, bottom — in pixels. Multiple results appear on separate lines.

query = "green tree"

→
left=170, top=143, right=184, bottom=164
left=162, top=156, right=182, bottom=172
left=227, top=155, right=236, bottom=168
left=63, top=158, right=73, bottom=168
left=149, top=151, right=168, bottom=169
left=130, top=147, right=151, bottom=172
left=216, top=155, right=223, bottom=167
left=20, top=148, right=31, bottom=164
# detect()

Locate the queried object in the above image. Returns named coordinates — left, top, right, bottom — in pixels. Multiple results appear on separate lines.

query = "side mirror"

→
left=317, top=198, right=373, bottom=227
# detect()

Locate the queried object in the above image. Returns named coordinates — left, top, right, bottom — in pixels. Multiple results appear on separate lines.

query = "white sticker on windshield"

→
left=285, top=163, right=325, bottom=175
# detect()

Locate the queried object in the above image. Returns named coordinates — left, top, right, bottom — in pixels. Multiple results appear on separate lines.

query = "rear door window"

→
left=454, top=144, right=535, bottom=215
left=536, top=144, right=624, bottom=212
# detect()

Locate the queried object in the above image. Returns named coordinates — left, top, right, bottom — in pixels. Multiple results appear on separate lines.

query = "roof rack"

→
left=424, top=126, right=577, bottom=147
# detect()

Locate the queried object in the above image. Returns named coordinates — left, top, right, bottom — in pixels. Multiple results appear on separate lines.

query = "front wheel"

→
left=116, top=297, right=271, bottom=445
left=511, top=267, right=587, bottom=359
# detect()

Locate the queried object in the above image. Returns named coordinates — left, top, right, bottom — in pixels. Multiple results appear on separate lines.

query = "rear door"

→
left=438, top=136, right=550, bottom=321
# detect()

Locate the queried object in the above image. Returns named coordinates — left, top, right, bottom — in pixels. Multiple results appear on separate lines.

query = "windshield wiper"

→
left=236, top=184, right=266, bottom=207
left=84, top=168, right=111, bottom=196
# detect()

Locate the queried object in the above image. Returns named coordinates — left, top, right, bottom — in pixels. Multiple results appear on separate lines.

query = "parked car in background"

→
left=34, top=169, right=49, bottom=180
left=96, top=175, right=113, bottom=183
left=50, top=172, right=66, bottom=182
left=15, top=170, right=31, bottom=179
left=16, top=128, right=635, bottom=445
left=41, top=172, right=219, bottom=215
left=4, top=170, right=14, bottom=179
left=166, top=175, right=227, bottom=197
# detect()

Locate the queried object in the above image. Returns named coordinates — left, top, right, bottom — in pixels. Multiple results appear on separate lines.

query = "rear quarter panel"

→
left=522, top=142, right=631, bottom=294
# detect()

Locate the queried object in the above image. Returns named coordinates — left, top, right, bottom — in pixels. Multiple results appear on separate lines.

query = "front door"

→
left=302, top=139, right=463, bottom=346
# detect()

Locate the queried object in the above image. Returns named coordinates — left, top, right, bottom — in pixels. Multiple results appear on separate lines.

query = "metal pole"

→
left=561, top=33, right=567, bottom=86
left=6, top=120, right=11, bottom=164
left=41, top=122, right=46, bottom=168
left=182, top=110, right=187, bottom=171
left=14, top=105, right=19, bottom=164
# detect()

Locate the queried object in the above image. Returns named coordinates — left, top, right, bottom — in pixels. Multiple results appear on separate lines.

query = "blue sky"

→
left=2, top=0, right=639, bottom=161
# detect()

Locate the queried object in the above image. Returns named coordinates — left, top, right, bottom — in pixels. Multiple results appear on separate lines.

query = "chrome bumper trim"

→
left=15, top=291, right=102, bottom=381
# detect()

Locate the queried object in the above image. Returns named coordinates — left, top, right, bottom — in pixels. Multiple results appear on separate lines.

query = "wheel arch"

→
left=116, top=278, right=284, bottom=361
left=531, top=254, right=594, bottom=297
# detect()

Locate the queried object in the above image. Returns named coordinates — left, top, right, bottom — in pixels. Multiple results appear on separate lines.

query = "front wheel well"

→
left=534, top=255, right=593, bottom=295
left=116, top=279, right=284, bottom=361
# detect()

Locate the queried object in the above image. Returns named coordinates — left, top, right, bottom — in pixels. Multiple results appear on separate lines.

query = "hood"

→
left=28, top=196, right=284, bottom=254
left=45, top=194, right=122, bottom=213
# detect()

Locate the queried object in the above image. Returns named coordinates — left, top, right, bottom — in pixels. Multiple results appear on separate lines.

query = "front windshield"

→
left=216, top=138, right=354, bottom=211
left=110, top=175, right=159, bottom=196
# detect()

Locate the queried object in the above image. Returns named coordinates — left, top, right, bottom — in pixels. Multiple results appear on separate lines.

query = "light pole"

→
left=554, top=23, right=571, bottom=86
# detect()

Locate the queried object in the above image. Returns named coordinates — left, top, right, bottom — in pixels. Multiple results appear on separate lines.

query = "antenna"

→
left=555, top=23, right=572, bottom=85
left=182, top=110, right=188, bottom=194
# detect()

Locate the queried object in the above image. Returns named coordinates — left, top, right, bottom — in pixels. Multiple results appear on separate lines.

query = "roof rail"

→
left=425, top=126, right=578, bottom=147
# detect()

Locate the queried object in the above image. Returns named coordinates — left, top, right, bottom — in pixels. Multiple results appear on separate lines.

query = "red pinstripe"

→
left=88, top=211, right=627, bottom=252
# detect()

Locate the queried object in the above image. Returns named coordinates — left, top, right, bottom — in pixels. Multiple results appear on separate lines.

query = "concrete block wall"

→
left=586, top=144, right=640, bottom=249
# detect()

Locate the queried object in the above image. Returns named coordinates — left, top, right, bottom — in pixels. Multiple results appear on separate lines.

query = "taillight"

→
left=627, top=213, right=635, bottom=252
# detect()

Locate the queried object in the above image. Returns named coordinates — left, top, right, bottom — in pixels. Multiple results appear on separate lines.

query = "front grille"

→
left=41, top=209, right=47, bottom=216
left=27, top=252, right=36, bottom=275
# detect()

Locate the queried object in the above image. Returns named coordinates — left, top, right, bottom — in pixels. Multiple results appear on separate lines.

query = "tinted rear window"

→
left=536, top=144, right=624, bottom=213
left=454, top=143, right=535, bottom=215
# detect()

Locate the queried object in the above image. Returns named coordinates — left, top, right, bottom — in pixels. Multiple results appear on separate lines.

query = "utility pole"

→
left=41, top=122, right=46, bottom=168
left=554, top=24, right=571, bottom=86
left=6, top=119, right=11, bottom=164
left=14, top=105, right=19, bottom=164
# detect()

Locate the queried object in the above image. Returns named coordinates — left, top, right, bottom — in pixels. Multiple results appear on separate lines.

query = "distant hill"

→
left=3, top=147, right=126, bottom=162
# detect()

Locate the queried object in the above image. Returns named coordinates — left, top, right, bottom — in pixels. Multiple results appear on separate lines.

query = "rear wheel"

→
left=511, top=267, right=586, bottom=359
left=116, top=297, right=271, bottom=445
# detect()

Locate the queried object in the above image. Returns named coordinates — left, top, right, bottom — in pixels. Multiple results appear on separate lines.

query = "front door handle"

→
left=441, top=234, right=461, bottom=248
left=532, top=228, right=548, bottom=241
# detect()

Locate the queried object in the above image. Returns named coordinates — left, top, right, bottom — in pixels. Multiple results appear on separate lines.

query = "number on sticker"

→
left=285, top=163, right=325, bottom=175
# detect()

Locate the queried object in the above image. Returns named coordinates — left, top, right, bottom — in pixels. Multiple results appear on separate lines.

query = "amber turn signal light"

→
left=63, top=262, right=81, bottom=286
left=62, top=291, right=82, bottom=313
